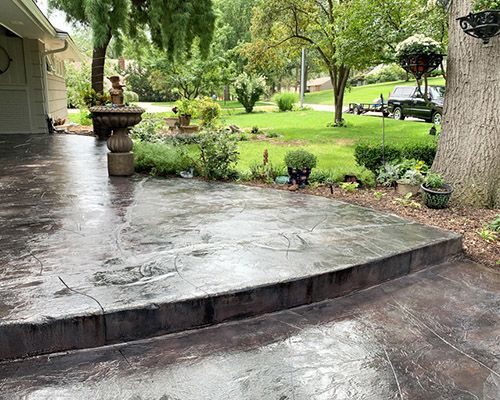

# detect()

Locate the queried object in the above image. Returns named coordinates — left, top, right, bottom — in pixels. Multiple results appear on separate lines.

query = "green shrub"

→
left=365, top=64, right=407, bottom=85
left=234, top=72, right=266, bottom=113
left=79, top=108, right=92, bottom=126
left=249, top=162, right=285, bottom=183
left=175, top=98, right=198, bottom=117
left=198, top=129, right=239, bottom=180
left=198, top=97, right=221, bottom=126
left=134, top=142, right=193, bottom=176
left=266, top=132, right=279, bottom=138
left=308, top=168, right=375, bottom=188
left=124, top=90, right=139, bottom=103
left=284, top=150, right=318, bottom=169
left=273, top=92, right=298, bottom=112
left=423, top=172, right=445, bottom=189
left=131, top=118, right=164, bottom=142
left=354, top=142, right=437, bottom=173
left=377, top=163, right=401, bottom=187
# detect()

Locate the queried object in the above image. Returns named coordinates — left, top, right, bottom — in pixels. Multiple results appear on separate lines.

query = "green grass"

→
left=142, top=100, right=271, bottom=110
left=220, top=110, right=434, bottom=172
left=304, top=77, right=446, bottom=105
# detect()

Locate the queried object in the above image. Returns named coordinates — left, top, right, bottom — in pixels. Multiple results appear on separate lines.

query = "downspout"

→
left=42, top=36, right=68, bottom=132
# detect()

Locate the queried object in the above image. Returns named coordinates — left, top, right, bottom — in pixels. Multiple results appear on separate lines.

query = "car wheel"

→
left=432, top=112, right=442, bottom=125
left=392, top=107, right=404, bottom=120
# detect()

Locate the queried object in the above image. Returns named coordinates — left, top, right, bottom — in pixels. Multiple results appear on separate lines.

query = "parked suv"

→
left=388, top=85, right=444, bottom=125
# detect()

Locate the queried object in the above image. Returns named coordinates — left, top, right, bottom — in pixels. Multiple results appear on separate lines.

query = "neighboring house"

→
left=306, top=76, right=333, bottom=92
left=0, top=0, right=80, bottom=134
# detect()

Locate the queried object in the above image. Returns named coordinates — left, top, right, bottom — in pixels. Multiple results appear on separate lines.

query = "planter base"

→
left=108, top=152, right=134, bottom=176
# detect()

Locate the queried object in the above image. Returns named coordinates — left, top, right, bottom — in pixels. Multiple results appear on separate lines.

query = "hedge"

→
left=354, top=142, right=437, bottom=173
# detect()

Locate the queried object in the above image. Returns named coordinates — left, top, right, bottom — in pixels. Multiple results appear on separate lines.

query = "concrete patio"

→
left=0, top=134, right=464, bottom=360
left=1, top=261, right=499, bottom=399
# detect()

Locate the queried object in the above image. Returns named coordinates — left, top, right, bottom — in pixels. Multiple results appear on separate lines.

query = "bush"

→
left=134, top=142, right=193, bottom=176
left=124, top=90, right=139, bottom=103
left=308, top=168, right=375, bottom=188
left=234, top=72, right=266, bottom=113
left=354, top=142, right=437, bottom=173
left=130, top=118, right=164, bottom=142
left=175, top=98, right=198, bottom=117
left=198, top=129, right=239, bottom=180
left=198, top=97, right=221, bottom=126
left=365, top=64, right=407, bottom=85
left=273, top=92, right=298, bottom=112
left=284, top=150, right=318, bottom=170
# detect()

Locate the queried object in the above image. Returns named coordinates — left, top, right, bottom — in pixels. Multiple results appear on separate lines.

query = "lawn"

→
left=304, top=77, right=446, bottom=105
left=221, top=110, right=435, bottom=172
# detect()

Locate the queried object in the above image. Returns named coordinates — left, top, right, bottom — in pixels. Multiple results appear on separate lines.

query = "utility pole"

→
left=300, top=48, right=306, bottom=108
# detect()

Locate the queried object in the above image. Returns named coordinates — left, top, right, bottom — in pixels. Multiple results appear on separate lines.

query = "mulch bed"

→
left=245, top=182, right=500, bottom=268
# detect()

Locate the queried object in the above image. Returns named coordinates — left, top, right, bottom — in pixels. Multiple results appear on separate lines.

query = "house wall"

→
left=46, top=55, right=67, bottom=122
left=0, top=31, right=48, bottom=134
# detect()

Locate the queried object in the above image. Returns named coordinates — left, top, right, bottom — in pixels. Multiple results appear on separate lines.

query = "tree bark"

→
left=432, top=0, right=500, bottom=207
left=91, top=33, right=112, bottom=94
left=329, top=65, right=350, bottom=126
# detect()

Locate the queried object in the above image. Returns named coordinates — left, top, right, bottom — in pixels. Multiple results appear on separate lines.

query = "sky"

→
left=35, top=0, right=74, bottom=33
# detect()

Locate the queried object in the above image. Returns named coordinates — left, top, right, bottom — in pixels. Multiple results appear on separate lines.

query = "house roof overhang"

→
left=0, top=0, right=81, bottom=61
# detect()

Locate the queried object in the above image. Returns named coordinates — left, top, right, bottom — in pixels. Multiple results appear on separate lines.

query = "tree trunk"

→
left=330, top=65, right=350, bottom=126
left=91, top=33, right=112, bottom=94
left=432, top=0, right=500, bottom=207
left=223, top=85, right=230, bottom=101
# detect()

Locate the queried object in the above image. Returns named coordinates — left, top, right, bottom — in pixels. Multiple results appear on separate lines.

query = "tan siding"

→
left=47, top=72, right=67, bottom=120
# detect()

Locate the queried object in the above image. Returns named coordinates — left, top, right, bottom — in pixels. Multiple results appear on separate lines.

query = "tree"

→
left=250, top=0, right=388, bottom=126
left=432, top=0, right=500, bottom=207
left=49, top=0, right=215, bottom=94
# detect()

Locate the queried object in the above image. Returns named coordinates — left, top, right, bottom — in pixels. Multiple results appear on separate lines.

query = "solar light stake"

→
left=381, top=94, right=386, bottom=165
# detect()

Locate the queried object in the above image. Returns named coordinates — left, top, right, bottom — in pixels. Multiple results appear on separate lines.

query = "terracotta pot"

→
left=179, top=114, right=191, bottom=126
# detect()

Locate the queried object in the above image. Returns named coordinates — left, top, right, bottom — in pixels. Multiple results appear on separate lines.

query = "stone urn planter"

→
left=90, top=106, right=145, bottom=176
left=396, top=181, right=421, bottom=196
left=179, top=114, right=192, bottom=126
left=421, top=184, right=454, bottom=209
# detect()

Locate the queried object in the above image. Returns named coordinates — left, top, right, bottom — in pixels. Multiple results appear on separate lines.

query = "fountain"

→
left=89, top=76, right=145, bottom=176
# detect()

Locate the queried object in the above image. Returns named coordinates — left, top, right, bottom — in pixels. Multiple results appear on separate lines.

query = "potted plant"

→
left=421, top=172, right=454, bottom=209
left=82, top=88, right=112, bottom=139
left=396, top=169, right=424, bottom=196
left=396, top=34, right=444, bottom=79
left=457, top=0, right=500, bottom=44
left=284, top=150, right=317, bottom=188
left=174, top=99, right=198, bottom=126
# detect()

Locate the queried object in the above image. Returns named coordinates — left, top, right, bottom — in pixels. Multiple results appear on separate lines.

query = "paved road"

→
left=0, top=261, right=498, bottom=399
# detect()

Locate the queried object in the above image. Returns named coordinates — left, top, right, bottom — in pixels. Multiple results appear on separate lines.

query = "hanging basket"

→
left=457, top=10, right=500, bottom=44
left=399, top=53, right=444, bottom=80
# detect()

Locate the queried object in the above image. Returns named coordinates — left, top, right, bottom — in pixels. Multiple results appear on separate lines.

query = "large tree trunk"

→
left=91, top=33, right=112, bottom=94
left=432, top=0, right=500, bottom=207
left=330, top=65, right=350, bottom=126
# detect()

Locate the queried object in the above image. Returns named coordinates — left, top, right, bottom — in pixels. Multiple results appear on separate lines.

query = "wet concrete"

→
left=0, top=261, right=498, bottom=399
left=0, top=135, right=461, bottom=359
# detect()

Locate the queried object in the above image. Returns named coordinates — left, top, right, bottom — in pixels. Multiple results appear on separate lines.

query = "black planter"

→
left=421, top=183, right=454, bottom=209
left=288, top=167, right=312, bottom=187
left=457, top=10, right=500, bottom=44
left=399, top=53, right=443, bottom=80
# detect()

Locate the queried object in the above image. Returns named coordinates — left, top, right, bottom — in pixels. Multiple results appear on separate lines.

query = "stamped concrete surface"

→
left=0, top=261, right=499, bottom=400
left=0, top=135, right=461, bottom=359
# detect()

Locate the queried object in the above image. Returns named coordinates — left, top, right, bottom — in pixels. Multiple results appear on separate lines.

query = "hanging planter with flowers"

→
left=457, top=0, right=500, bottom=44
left=396, top=34, right=444, bottom=80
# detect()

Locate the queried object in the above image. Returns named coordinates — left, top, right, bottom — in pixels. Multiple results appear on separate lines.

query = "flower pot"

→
left=421, top=183, right=453, bottom=209
left=165, top=117, right=180, bottom=129
left=287, top=167, right=312, bottom=187
left=179, top=114, right=191, bottom=126
left=396, top=182, right=420, bottom=196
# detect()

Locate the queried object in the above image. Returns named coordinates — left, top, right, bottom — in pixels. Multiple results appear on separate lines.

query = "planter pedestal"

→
left=108, top=153, right=134, bottom=176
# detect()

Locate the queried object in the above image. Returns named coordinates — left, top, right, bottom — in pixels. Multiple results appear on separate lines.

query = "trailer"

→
left=348, top=99, right=389, bottom=117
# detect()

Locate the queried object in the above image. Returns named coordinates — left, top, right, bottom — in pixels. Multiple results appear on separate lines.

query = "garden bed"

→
left=245, top=182, right=499, bottom=268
